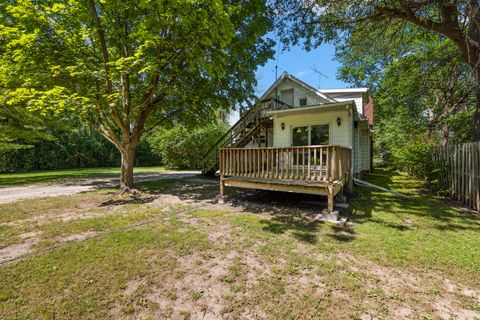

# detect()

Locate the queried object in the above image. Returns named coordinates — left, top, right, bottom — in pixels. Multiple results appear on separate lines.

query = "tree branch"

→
left=89, top=0, right=130, bottom=138
left=376, top=1, right=463, bottom=42
left=89, top=107, right=122, bottom=151
left=88, top=0, right=112, bottom=95
left=143, top=108, right=183, bottom=134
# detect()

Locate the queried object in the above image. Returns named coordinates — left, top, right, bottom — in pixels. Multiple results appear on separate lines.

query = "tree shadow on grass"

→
left=230, top=191, right=354, bottom=245
left=326, top=223, right=357, bottom=242
left=99, top=196, right=157, bottom=207
left=135, top=175, right=358, bottom=244
left=136, top=176, right=219, bottom=201
left=259, top=215, right=322, bottom=245
left=130, top=169, right=480, bottom=244
left=347, top=169, right=480, bottom=233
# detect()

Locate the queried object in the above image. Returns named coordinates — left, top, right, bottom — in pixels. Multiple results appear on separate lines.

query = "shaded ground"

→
left=0, top=170, right=197, bottom=204
left=0, top=166, right=167, bottom=186
left=0, top=170, right=479, bottom=319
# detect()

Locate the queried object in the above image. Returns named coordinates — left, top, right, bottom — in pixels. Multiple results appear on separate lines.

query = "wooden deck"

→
left=219, top=145, right=352, bottom=212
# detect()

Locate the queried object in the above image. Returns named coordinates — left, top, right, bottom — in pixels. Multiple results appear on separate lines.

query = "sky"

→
left=255, top=43, right=351, bottom=95
left=229, top=43, right=351, bottom=124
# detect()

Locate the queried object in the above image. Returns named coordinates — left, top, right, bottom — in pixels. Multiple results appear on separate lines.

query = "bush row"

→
left=0, top=127, right=159, bottom=172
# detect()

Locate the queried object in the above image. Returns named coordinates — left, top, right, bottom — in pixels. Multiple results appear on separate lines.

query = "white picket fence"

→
left=432, top=142, right=480, bottom=211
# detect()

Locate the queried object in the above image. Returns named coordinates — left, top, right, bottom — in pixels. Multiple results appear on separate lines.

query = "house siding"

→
left=266, top=78, right=329, bottom=107
left=272, top=109, right=353, bottom=149
left=360, top=124, right=370, bottom=171
left=354, top=121, right=370, bottom=173
left=319, top=92, right=364, bottom=115
left=354, top=125, right=360, bottom=173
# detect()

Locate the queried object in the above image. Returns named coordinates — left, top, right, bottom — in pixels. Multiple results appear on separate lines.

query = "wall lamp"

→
left=336, top=117, right=341, bottom=126
left=281, top=122, right=285, bottom=130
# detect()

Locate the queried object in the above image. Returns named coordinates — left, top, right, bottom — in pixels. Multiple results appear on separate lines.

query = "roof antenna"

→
left=311, top=65, right=329, bottom=88
left=275, top=38, right=281, bottom=80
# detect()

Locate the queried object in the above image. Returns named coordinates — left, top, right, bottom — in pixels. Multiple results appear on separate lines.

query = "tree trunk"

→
left=120, top=146, right=135, bottom=190
left=427, top=106, right=435, bottom=140
left=472, top=68, right=480, bottom=142
left=442, top=125, right=449, bottom=146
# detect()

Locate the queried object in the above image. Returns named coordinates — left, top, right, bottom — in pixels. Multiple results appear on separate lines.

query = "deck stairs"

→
left=202, top=98, right=292, bottom=175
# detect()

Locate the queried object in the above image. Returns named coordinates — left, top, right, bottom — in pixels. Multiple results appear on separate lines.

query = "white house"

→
left=204, top=72, right=374, bottom=213
left=247, top=72, right=373, bottom=175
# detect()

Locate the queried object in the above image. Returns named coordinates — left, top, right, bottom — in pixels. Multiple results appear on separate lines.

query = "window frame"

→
left=299, top=98, right=307, bottom=106
left=290, top=123, right=331, bottom=146
left=291, top=125, right=309, bottom=146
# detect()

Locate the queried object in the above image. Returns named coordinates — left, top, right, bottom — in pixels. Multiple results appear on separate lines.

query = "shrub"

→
left=147, top=123, right=228, bottom=170
left=392, top=138, right=440, bottom=183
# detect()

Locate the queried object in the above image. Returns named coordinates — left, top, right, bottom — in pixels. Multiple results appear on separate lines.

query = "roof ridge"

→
left=258, top=71, right=337, bottom=103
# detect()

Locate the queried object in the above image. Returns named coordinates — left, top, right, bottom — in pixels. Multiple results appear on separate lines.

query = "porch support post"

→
left=219, top=149, right=225, bottom=203
left=327, top=178, right=334, bottom=213
left=219, top=178, right=225, bottom=203
left=346, top=172, right=354, bottom=194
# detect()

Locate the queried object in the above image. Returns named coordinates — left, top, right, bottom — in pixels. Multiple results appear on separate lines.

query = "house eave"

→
left=266, top=101, right=354, bottom=117
left=318, top=88, right=369, bottom=94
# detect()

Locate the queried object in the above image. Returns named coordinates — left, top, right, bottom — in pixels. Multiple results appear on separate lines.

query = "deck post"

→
left=346, top=173, right=354, bottom=193
left=327, top=177, right=334, bottom=213
left=219, top=149, right=225, bottom=203
left=219, top=178, right=225, bottom=201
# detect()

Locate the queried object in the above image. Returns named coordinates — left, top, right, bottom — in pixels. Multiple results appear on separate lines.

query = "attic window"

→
left=299, top=98, right=307, bottom=106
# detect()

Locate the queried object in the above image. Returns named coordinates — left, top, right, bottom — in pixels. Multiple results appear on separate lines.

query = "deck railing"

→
left=220, top=145, right=352, bottom=183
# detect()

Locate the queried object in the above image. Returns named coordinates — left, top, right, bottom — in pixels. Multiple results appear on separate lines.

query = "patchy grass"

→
left=0, top=166, right=166, bottom=186
left=342, top=170, right=480, bottom=278
left=0, top=224, right=210, bottom=318
left=0, top=170, right=479, bottom=319
left=0, top=189, right=114, bottom=224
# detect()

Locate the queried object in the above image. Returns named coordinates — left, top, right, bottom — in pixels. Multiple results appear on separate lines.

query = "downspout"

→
left=351, top=102, right=356, bottom=180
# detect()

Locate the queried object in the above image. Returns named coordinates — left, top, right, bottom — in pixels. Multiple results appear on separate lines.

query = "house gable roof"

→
left=259, top=72, right=337, bottom=103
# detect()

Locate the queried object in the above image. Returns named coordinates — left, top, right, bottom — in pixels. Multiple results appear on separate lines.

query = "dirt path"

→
left=0, top=171, right=199, bottom=204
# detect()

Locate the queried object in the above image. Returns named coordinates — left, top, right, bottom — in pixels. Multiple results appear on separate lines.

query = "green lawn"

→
left=0, top=170, right=479, bottom=319
left=0, top=166, right=166, bottom=186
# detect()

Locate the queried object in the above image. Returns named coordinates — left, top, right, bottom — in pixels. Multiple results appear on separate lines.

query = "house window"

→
left=292, top=126, right=309, bottom=146
left=291, top=124, right=329, bottom=146
left=299, top=98, right=307, bottom=106
left=311, top=124, right=329, bottom=145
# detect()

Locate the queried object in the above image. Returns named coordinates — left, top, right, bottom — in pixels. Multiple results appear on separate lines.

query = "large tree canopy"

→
left=1, top=0, right=274, bottom=189
left=276, top=0, right=480, bottom=141
left=0, top=104, right=53, bottom=152
left=336, top=23, right=474, bottom=152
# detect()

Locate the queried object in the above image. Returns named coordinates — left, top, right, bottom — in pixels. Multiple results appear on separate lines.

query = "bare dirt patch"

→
left=0, top=230, right=102, bottom=264
left=58, top=231, right=98, bottom=243
left=115, top=252, right=239, bottom=319
left=338, top=252, right=480, bottom=319
left=0, top=232, right=41, bottom=263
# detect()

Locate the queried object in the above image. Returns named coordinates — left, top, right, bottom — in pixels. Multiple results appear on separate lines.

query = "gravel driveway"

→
left=0, top=171, right=199, bottom=204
